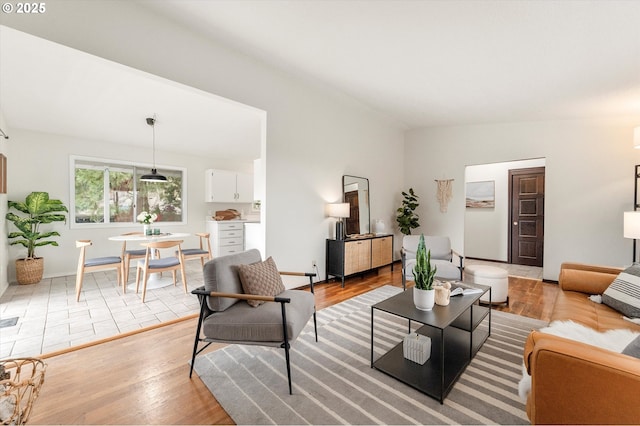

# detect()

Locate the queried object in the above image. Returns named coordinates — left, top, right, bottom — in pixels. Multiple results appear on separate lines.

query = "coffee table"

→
left=370, top=283, right=491, bottom=403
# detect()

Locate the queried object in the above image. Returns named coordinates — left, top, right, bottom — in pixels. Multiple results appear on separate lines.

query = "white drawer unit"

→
left=207, top=221, right=245, bottom=257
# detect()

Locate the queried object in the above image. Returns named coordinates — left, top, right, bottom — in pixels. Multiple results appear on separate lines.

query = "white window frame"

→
left=69, top=155, right=188, bottom=229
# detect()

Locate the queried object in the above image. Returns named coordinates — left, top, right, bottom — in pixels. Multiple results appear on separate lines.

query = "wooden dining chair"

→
left=120, top=232, right=160, bottom=283
left=135, top=240, right=187, bottom=302
left=76, top=240, right=123, bottom=302
left=180, top=233, right=212, bottom=267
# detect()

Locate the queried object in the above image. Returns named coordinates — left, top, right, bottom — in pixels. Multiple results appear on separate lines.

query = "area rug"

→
left=192, top=285, right=547, bottom=425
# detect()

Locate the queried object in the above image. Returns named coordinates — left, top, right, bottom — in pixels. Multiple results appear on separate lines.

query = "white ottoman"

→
left=464, top=264, right=509, bottom=304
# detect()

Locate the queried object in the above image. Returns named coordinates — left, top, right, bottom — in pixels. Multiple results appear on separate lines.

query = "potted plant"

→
left=396, top=188, right=419, bottom=235
left=6, top=191, right=68, bottom=284
left=413, top=234, right=437, bottom=311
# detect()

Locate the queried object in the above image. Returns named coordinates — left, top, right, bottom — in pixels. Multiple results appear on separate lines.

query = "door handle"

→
left=513, top=222, right=518, bottom=226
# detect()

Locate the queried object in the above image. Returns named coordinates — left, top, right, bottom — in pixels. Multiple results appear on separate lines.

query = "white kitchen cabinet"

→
left=205, top=169, right=253, bottom=203
left=207, top=220, right=245, bottom=257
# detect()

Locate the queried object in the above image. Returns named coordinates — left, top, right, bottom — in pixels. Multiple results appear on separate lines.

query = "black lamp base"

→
left=335, top=221, right=344, bottom=240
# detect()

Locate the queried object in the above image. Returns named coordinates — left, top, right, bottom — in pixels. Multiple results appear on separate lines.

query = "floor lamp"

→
left=624, top=211, right=640, bottom=263
left=327, top=203, right=350, bottom=240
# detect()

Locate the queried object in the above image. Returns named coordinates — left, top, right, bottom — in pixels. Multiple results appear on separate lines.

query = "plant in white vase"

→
left=137, top=211, right=157, bottom=234
left=413, top=234, right=437, bottom=311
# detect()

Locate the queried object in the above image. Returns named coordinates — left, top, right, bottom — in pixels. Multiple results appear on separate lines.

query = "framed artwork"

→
left=0, top=154, right=5, bottom=194
left=466, top=180, right=495, bottom=208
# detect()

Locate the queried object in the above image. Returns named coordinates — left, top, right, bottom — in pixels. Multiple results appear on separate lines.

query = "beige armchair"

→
left=401, top=235, right=463, bottom=289
left=189, top=249, right=317, bottom=394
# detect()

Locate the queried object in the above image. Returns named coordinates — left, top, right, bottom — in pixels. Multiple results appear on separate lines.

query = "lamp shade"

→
left=624, top=211, right=640, bottom=238
left=327, top=203, right=350, bottom=218
left=635, top=127, right=640, bottom=149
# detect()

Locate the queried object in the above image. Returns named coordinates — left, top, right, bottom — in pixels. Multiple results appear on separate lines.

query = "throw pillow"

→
left=622, top=335, right=640, bottom=359
left=237, top=256, right=285, bottom=307
left=602, top=264, right=640, bottom=318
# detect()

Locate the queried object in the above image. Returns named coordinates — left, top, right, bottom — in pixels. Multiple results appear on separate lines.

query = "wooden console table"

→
left=326, top=234, right=394, bottom=287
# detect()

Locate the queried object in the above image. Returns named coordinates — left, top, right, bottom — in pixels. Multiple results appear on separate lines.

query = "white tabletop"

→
left=108, top=232, right=190, bottom=242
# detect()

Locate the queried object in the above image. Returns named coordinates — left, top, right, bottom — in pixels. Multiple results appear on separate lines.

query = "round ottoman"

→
left=464, top=264, right=509, bottom=305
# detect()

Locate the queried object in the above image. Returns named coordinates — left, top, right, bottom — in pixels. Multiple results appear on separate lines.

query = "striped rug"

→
left=193, top=285, right=547, bottom=425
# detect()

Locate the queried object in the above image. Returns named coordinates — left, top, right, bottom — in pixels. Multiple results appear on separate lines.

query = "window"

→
left=71, top=157, right=185, bottom=226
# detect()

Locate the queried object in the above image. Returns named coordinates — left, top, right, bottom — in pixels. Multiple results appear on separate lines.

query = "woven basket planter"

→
left=15, top=257, right=44, bottom=285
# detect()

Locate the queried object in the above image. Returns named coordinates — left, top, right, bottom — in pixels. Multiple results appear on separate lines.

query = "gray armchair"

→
left=401, top=235, right=464, bottom=289
left=189, top=249, right=317, bottom=394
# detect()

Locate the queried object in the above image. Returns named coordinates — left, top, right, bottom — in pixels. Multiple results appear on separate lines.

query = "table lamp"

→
left=327, top=203, right=350, bottom=240
left=624, top=211, right=640, bottom=263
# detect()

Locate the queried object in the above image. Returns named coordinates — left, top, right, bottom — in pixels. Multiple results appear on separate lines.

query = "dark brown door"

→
left=509, top=167, right=545, bottom=267
left=344, top=191, right=360, bottom=236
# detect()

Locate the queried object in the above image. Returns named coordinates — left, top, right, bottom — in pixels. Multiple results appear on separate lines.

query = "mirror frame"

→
left=342, top=175, right=370, bottom=237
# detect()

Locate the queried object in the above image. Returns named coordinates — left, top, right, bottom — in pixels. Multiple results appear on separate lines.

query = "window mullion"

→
left=104, top=167, right=110, bottom=223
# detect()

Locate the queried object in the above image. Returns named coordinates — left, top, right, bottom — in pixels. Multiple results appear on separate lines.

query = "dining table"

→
left=108, top=232, right=191, bottom=289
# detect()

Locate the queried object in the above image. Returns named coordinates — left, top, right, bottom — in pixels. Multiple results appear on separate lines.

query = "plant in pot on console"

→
left=6, top=191, right=68, bottom=284
left=413, top=234, right=437, bottom=311
left=396, top=188, right=419, bottom=235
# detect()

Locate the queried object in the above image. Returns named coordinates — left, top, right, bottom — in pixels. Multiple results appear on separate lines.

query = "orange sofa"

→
left=523, top=262, right=640, bottom=424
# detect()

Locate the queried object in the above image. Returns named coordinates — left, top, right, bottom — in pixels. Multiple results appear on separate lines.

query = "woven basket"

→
left=15, top=258, right=44, bottom=285
left=0, top=358, right=47, bottom=425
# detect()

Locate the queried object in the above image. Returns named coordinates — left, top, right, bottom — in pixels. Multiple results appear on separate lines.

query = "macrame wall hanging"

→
left=435, top=179, right=454, bottom=213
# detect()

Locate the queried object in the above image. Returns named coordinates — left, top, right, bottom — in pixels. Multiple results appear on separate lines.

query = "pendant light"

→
left=140, top=115, right=167, bottom=182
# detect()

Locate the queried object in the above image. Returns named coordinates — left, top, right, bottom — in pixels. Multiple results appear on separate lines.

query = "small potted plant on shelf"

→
left=413, top=234, right=437, bottom=311
left=6, top=191, right=68, bottom=284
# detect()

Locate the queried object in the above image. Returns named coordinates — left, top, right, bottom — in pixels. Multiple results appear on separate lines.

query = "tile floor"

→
left=0, top=258, right=542, bottom=359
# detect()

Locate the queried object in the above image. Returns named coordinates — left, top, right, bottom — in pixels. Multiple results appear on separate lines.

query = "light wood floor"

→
left=29, top=263, right=557, bottom=425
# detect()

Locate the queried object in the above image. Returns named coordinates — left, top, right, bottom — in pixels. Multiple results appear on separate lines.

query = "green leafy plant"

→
left=413, top=234, right=437, bottom=290
left=396, top=188, right=419, bottom=235
left=6, top=191, right=68, bottom=258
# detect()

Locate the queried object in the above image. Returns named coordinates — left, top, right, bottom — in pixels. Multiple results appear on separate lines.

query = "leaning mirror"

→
left=342, top=175, right=370, bottom=236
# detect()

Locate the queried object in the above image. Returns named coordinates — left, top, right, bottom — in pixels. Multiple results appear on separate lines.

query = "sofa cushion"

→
left=203, top=249, right=262, bottom=312
left=551, top=290, right=640, bottom=332
left=602, top=264, right=640, bottom=319
left=237, top=256, right=285, bottom=307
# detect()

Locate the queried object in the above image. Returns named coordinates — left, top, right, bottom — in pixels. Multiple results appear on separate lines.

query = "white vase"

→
left=413, top=288, right=435, bottom=311
left=374, top=219, right=386, bottom=235
left=143, top=224, right=151, bottom=235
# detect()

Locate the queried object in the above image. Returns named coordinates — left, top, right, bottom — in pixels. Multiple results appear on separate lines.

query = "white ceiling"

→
left=0, top=26, right=263, bottom=160
left=2, top=0, right=640, bottom=159
left=146, top=0, right=640, bottom=128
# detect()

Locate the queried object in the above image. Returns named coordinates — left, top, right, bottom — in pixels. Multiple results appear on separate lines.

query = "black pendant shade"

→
left=141, top=116, right=167, bottom=183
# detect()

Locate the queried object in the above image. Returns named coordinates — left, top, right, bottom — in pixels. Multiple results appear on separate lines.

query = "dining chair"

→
left=135, top=240, right=187, bottom=302
left=75, top=240, right=123, bottom=302
left=180, top=233, right=212, bottom=267
left=120, top=232, right=160, bottom=283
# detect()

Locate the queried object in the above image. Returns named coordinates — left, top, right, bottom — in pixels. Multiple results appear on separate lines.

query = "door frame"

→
left=507, top=166, right=545, bottom=265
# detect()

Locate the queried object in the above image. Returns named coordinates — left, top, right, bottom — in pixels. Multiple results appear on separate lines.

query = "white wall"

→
left=465, top=158, right=546, bottom=262
left=405, top=117, right=639, bottom=281
left=4, top=128, right=254, bottom=280
left=1, top=1, right=405, bottom=288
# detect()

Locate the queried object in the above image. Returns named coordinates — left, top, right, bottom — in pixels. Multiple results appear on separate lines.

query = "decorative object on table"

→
left=412, top=234, right=437, bottom=311
left=435, top=179, right=454, bottom=213
left=434, top=281, right=452, bottom=306
left=140, top=115, right=167, bottom=182
left=396, top=188, right=419, bottom=235
left=6, top=191, right=68, bottom=284
left=0, top=357, right=47, bottom=425
left=403, top=332, right=431, bottom=365
left=465, top=180, right=495, bottom=208
left=213, top=209, right=240, bottom=221
left=326, top=202, right=350, bottom=240
left=137, top=211, right=157, bottom=235
left=373, top=219, right=386, bottom=235
left=624, top=210, right=640, bottom=263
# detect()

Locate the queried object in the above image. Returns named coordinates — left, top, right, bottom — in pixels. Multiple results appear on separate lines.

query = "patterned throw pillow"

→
left=237, top=257, right=285, bottom=307
left=602, top=264, right=640, bottom=318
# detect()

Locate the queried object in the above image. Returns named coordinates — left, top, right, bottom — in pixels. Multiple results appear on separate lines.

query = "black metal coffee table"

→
left=370, top=284, right=491, bottom=403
